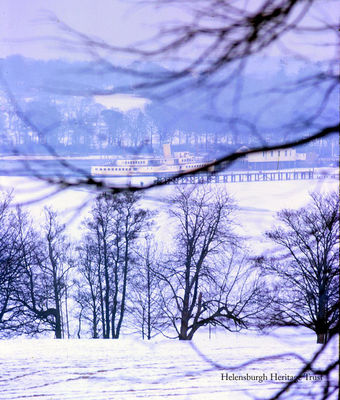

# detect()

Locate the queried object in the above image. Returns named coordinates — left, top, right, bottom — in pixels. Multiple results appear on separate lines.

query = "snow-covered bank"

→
left=0, top=328, right=338, bottom=400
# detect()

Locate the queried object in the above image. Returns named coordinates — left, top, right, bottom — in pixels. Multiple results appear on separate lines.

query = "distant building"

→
left=244, top=148, right=306, bottom=169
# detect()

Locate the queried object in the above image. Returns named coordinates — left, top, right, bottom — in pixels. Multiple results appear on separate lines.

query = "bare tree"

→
left=158, top=185, right=266, bottom=340
left=259, top=191, right=339, bottom=344
left=76, top=191, right=151, bottom=338
left=13, top=208, right=73, bottom=338
left=128, top=234, right=169, bottom=339
left=0, top=193, right=25, bottom=335
left=74, top=237, right=102, bottom=338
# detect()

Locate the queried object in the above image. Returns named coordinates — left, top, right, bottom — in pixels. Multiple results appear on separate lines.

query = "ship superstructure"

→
left=91, top=145, right=213, bottom=177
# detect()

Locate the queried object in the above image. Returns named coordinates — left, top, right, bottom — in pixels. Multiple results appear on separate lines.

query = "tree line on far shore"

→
left=0, top=187, right=338, bottom=343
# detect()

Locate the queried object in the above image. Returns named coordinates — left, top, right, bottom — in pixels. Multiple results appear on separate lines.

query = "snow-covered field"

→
left=0, top=328, right=338, bottom=400
left=0, top=176, right=338, bottom=399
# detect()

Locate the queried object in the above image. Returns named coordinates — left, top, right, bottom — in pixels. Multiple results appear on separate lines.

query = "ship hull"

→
left=91, top=162, right=213, bottom=177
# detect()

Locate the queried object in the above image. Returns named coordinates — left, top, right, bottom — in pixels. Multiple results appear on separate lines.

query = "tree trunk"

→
left=317, top=333, right=326, bottom=344
left=64, top=286, right=70, bottom=338
left=115, top=239, right=129, bottom=339
left=55, top=314, right=62, bottom=339
left=111, top=257, right=120, bottom=338
left=179, top=307, right=190, bottom=340
left=147, top=260, right=151, bottom=340
left=98, top=263, right=106, bottom=338
left=103, top=239, right=110, bottom=339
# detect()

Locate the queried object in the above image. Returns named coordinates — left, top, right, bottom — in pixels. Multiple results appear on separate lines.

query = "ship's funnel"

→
left=163, top=144, right=172, bottom=158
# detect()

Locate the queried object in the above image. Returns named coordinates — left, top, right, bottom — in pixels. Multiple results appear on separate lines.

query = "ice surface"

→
left=0, top=174, right=336, bottom=243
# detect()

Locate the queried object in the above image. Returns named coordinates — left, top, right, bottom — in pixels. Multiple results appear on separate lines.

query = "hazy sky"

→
left=0, top=0, right=165, bottom=60
left=0, top=0, right=338, bottom=62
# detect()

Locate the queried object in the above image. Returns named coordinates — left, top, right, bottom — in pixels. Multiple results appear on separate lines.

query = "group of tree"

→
left=69, top=187, right=267, bottom=340
left=0, top=187, right=338, bottom=344
left=259, top=191, right=339, bottom=344
left=1, top=55, right=338, bottom=159
left=0, top=197, right=72, bottom=338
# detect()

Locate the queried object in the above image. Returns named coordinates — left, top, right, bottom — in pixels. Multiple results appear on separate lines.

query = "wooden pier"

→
left=156, top=169, right=316, bottom=185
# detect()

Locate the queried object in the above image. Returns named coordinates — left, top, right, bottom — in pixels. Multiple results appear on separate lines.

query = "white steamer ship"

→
left=91, top=145, right=214, bottom=177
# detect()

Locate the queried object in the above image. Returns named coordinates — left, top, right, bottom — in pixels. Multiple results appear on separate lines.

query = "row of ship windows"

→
left=180, top=158, right=193, bottom=162
left=96, top=167, right=136, bottom=171
left=120, top=160, right=147, bottom=165
left=94, top=164, right=205, bottom=172
left=263, top=151, right=292, bottom=157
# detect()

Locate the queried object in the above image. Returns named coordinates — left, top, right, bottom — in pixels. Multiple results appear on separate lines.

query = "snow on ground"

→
left=0, top=328, right=338, bottom=400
